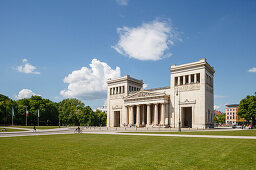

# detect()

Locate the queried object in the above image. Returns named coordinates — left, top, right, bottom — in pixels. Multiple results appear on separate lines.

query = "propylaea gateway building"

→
left=107, top=58, right=215, bottom=129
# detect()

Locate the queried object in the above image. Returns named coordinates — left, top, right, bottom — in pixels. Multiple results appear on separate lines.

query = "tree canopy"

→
left=238, top=92, right=256, bottom=127
left=0, top=94, right=106, bottom=126
left=214, top=114, right=225, bottom=124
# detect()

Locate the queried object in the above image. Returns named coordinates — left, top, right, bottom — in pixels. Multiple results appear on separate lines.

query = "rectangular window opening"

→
left=191, top=74, right=194, bottom=83
left=175, top=77, right=178, bottom=86
left=185, top=75, right=189, bottom=84
left=180, top=76, right=183, bottom=85
left=196, top=73, right=200, bottom=83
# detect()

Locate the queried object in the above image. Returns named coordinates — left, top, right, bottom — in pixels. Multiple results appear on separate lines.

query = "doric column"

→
left=136, top=105, right=140, bottom=126
left=183, top=76, right=185, bottom=85
left=142, top=105, right=145, bottom=125
left=129, top=106, right=134, bottom=125
left=147, top=104, right=151, bottom=125
left=154, top=104, right=158, bottom=125
left=178, top=77, right=181, bottom=85
left=125, top=106, right=129, bottom=125
left=189, top=75, right=191, bottom=84
left=165, top=103, right=169, bottom=126
left=195, top=74, right=197, bottom=83
left=161, top=103, right=165, bottom=125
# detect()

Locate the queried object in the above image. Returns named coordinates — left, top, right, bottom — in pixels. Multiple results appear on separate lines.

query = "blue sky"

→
left=0, top=0, right=255, bottom=111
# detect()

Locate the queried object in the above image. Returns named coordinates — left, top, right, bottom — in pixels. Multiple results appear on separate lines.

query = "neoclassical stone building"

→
left=107, top=58, right=215, bottom=128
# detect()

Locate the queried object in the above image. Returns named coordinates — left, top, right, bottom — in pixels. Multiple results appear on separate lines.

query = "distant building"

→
left=225, top=104, right=245, bottom=125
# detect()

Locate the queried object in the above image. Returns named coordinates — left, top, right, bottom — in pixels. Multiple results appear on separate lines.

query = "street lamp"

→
left=176, top=89, right=181, bottom=132
left=58, top=111, right=61, bottom=128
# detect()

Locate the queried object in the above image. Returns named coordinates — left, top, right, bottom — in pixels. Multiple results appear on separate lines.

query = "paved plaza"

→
left=1, top=127, right=256, bottom=139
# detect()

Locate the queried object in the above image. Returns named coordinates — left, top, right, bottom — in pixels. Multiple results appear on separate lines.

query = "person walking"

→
left=78, top=126, right=80, bottom=133
left=33, top=126, right=36, bottom=132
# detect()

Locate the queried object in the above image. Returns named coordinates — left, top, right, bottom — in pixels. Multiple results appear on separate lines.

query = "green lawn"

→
left=15, top=126, right=64, bottom=129
left=0, top=134, right=256, bottom=169
left=122, top=129, right=256, bottom=136
left=0, top=128, right=27, bottom=132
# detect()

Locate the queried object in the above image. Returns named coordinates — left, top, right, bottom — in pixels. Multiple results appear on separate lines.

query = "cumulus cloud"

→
left=60, top=59, right=121, bottom=100
left=214, top=105, right=221, bottom=110
left=112, top=19, right=180, bottom=61
left=116, top=0, right=128, bottom=6
left=17, top=58, right=40, bottom=74
left=16, top=89, right=40, bottom=99
left=248, top=67, right=256, bottom=72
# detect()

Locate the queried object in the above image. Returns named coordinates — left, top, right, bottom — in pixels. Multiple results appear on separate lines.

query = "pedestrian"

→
left=78, top=126, right=80, bottom=133
left=33, top=126, right=36, bottom=132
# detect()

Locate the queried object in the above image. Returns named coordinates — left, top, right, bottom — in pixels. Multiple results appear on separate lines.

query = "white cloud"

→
left=248, top=67, right=256, bottom=72
left=112, top=19, right=180, bottom=61
left=60, top=59, right=121, bottom=100
left=17, top=58, right=40, bottom=74
left=143, top=84, right=148, bottom=89
left=16, top=89, right=40, bottom=99
left=116, top=0, right=128, bottom=6
left=214, top=105, right=221, bottom=110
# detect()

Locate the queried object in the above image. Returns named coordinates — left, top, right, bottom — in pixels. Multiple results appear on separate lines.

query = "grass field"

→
left=121, top=129, right=256, bottom=136
left=1, top=134, right=256, bottom=169
left=14, top=126, right=64, bottom=129
left=0, top=128, right=27, bottom=132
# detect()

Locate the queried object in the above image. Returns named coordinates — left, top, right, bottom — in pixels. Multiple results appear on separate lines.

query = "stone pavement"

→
left=1, top=127, right=256, bottom=140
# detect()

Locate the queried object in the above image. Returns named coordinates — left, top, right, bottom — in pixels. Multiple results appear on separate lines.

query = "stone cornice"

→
left=170, top=58, right=215, bottom=74
left=107, top=75, right=143, bottom=85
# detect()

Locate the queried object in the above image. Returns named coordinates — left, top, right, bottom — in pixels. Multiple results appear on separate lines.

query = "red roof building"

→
left=215, top=110, right=222, bottom=116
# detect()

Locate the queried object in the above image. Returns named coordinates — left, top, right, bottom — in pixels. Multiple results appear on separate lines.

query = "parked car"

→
left=232, top=125, right=237, bottom=129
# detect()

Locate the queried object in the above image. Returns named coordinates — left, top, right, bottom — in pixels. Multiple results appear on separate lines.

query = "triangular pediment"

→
left=124, top=90, right=166, bottom=100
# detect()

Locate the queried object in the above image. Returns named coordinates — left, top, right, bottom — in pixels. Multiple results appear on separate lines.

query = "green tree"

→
left=214, top=114, right=226, bottom=124
left=0, top=94, right=15, bottom=125
left=238, top=92, right=256, bottom=128
left=59, top=98, right=85, bottom=126
left=16, top=96, right=59, bottom=126
left=94, top=110, right=107, bottom=126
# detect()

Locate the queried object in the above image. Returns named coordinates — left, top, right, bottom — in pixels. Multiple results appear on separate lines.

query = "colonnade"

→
left=175, top=73, right=200, bottom=86
left=124, top=103, right=168, bottom=127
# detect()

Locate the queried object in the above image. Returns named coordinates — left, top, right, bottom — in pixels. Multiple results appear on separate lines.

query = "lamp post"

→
left=59, top=111, right=60, bottom=128
left=176, top=88, right=181, bottom=132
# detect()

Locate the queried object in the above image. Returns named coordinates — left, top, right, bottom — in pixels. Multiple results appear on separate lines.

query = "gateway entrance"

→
left=181, top=107, right=192, bottom=128
left=114, top=111, right=120, bottom=127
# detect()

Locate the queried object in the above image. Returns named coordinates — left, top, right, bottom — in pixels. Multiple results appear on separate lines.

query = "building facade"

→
left=225, top=104, right=244, bottom=125
left=107, top=58, right=215, bottom=129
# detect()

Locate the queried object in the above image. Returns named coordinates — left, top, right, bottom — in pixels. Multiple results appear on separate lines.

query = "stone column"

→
left=147, top=104, right=151, bottom=125
left=161, top=103, right=165, bottom=125
left=136, top=105, right=140, bottom=126
left=195, top=74, right=197, bottom=83
left=183, top=76, right=185, bottom=85
left=154, top=104, right=158, bottom=125
left=125, top=106, right=129, bottom=125
left=165, top=103, right=169, bottom=126
left=129, top=106, right=134, bottom=125
left=189, top=75, right=191, bottom=84
left=178, top=77, right=181, bottom=85
left=142, top=105, right=145, bottom=125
